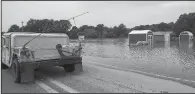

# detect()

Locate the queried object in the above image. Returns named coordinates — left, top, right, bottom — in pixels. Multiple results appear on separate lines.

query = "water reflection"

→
left=177, top=40, right=195, bottom=73
left=72, top=38, right=195, bottom=81
left=179, top=40, right=193, bottom=49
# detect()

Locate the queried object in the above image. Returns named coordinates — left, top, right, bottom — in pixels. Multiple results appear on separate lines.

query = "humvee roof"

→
left=3, top=32, right=69, bottom=38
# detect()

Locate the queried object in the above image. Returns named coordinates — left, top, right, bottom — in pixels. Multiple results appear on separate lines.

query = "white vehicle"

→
left=2, top=32, right=83, bottom=83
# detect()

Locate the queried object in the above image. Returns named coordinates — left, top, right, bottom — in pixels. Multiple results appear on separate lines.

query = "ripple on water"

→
left=71, top=39, right=195, bottom=82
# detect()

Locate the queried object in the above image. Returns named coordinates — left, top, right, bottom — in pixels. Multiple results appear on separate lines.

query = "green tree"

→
left=23, top=19, right=71, bottom=33
left=79, top=25, right=89, bottom=32
left=173, top=13, right=195, bottom=36
left=95, top=24, right=104, bottom=38
left=67, top=26, right=79, bottom=39
left=116, top=24, right=127, bottom=37
left=8, top=24, right=20, bottom=32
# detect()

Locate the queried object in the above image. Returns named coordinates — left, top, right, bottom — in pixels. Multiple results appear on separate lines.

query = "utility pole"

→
left=21, top=21, right=24, bottom=32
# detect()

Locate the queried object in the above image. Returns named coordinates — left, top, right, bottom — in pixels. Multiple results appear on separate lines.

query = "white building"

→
left=153, top=31, right=173, bottom=43
left=179, top=31, right=193, bottom=42
left=128, top=30, right=153, bottom=45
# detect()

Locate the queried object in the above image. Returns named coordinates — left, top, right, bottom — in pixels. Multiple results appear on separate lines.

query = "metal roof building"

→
left=128, top=30, right=153, bottom=45
left=128, top=30, right=152, bottom=34
left=179, top=31, right=193, bottom=42
left=153, top=31, right=173, bottom=43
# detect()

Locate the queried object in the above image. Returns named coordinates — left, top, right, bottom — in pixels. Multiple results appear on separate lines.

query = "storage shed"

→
left=179, top=31, right=193, bottom=42
left=153, top=31, right=172, bottom=43
left=128, top=30, right=153, bottom=44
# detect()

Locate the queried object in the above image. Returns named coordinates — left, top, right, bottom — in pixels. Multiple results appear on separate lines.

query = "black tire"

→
left=2, top=63, right=9, bottom=69
left=34, top=68, right=39, bottom=71
left=11, top=58, right=21, bottom=83
left=63, top=64, right=75, bottom=72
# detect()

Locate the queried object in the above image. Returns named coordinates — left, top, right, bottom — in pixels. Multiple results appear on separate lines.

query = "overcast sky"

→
left=2, top=1, right=195, bottom=32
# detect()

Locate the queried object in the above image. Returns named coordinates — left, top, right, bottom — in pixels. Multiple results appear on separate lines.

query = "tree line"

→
left=7, top=12, right=195, bottom=39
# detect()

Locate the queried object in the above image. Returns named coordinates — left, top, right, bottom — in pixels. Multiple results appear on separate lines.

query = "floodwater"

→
left=71, top=38, right=195, bottom=82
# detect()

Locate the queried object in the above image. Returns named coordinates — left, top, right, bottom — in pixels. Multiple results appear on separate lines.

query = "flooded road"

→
left=2, top=38, right=195, bottom=93
left=71, top=38, right=195, bottom=82
left=2, top=61, right=195, bottom=93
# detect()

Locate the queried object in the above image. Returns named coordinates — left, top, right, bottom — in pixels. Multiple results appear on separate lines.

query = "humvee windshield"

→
left=14, top=36, right=69, bottom=49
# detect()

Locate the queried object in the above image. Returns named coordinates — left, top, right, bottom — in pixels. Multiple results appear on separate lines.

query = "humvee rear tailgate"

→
left=33, top=48, right=81, bottom=65
left=33, top=48, right=73, bottom=61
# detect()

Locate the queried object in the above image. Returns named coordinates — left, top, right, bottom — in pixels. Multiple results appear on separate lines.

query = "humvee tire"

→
left=34, top=68, right=39, bottom=71
left=2, top=63, right=9, bottom=69
left=63, top=64, right=75, bottom=72
left=11, top=58, right=21, bottom=83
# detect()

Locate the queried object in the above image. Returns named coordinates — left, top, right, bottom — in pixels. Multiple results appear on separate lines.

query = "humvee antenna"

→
left=22, top=26, right=48, bottom=49
left=22, top=12, right=89, bottom=49
left=22, top=33, right=42, bottom=49
left=67, top=12, right=89, bottom=27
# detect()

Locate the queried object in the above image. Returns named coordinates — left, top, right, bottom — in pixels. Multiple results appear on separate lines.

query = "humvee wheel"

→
left=63, top=64, right=75, bottom=72
left=11, top=58, right=21, bottom=83
left=34, top=68, right=39, bottom=71
left=2, top=63, right=8, bottom=69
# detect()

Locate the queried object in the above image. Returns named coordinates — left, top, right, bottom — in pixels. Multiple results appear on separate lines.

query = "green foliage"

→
left=116, top=24, right=128, bottom=37
left=68, top=24, right=129, bottom=39
left=23, top=19, right=71, bottom=33
left=67, top=26, right=79, bottom=39
left=173, top=13, right=195, bottom=36
left=6, top=12, right=195, bottom=39
left=131, top=22, right=174, bottom=32
left=8, top=24, right=20, bottom=32
left=95, top=24, right=104, bottom=38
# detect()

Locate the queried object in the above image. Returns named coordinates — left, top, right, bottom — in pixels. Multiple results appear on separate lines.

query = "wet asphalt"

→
left=2, top=56, right=195, bottom=93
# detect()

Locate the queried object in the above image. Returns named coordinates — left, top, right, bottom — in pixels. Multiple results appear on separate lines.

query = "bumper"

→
left=19, top=56, right=82, bottom=71
left=18, top=56, right=82, bottom=83
left=35, top=56, right=82, bottom=66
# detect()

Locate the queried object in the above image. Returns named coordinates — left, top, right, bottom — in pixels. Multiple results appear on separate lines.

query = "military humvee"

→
left=2, top=32, right=83, bottom=83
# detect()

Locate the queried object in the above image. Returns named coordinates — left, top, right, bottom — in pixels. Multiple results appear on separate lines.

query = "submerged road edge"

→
left=86, top=61, right=195, bottom=89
